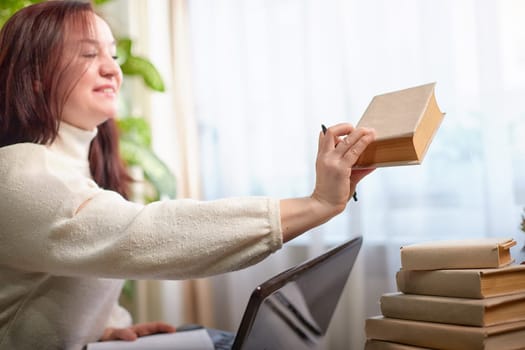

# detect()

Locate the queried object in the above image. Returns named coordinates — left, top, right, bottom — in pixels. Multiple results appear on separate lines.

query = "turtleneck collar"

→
left=47, top=122, right=98, bottom=177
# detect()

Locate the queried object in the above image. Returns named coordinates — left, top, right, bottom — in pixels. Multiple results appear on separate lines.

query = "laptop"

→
left=86, top=236, right=362, bottom=350
left=207, top=235, right=363, bottom=350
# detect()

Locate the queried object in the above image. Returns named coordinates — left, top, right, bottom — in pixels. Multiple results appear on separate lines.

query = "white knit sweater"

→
left=0, top=122, right=282, bottom=350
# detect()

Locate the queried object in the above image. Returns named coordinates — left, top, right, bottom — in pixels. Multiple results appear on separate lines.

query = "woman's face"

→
left=60, top=14, right=123, bottom=131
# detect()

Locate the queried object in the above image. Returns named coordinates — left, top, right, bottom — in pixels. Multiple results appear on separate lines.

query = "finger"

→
left=319, top=123, right=355, bottom=151
left=332, top=127, right=370, bottom=157
left=327, top=123, right=356, bottom=137
left=112, top=328, right=138, bottom=341
left=132, top=322, right=176, bottom=337
left=342, top=128, right=375, bottom=162
left=333, top=132, right=356, bottom=155
left=100, top=328, right=115, bottom=341
left=342, top=127, right=374, bottom=150
left=155, top=322, right=177, bottom=333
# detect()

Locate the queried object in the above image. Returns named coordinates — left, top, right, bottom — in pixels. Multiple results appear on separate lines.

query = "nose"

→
left=100, top=53, right=121, bottom=79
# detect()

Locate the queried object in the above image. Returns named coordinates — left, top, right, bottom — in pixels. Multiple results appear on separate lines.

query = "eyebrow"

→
left=79, top=38, right=117, bottom=47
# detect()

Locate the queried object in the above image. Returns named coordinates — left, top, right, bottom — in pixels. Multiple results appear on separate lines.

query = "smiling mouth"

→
left=94, top=85, right=116, bottom=92
left=95, top=88, right=117, bottom=97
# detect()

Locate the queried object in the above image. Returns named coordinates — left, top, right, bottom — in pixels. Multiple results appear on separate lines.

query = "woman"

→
left=0, top=1, right=375, bottom=349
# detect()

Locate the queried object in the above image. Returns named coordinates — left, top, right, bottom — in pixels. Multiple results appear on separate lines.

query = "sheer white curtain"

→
left=186, top=0, right=525, bottom=348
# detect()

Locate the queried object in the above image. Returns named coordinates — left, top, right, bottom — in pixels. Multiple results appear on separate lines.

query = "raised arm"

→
left=280, top=123, right=376, bottom=242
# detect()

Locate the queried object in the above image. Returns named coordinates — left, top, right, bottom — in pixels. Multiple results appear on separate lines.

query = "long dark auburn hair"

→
left=0, top=1, right=131, bottom=198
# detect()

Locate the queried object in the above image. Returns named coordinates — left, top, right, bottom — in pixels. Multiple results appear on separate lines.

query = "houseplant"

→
left=115, top=37, right=176, bottom=202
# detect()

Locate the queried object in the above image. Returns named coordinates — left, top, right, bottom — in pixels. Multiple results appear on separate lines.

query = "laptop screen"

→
left=232, top=236, right=363, bottom=350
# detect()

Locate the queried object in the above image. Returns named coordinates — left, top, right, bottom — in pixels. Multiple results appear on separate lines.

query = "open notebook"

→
left=86, top=236, right=363, bottom=350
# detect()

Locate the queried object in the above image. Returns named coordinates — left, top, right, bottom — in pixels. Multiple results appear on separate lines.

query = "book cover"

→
left=400, top=237, right=516, bottom=270
left=86, top=330, right=214, bottom=350
left=396, top=264, right=525, bottom=298
left=380, top=291, right=525, bottom=327
left=355, top=82, right=444, bottom=168
left=365, top=316, right=525, bottom=350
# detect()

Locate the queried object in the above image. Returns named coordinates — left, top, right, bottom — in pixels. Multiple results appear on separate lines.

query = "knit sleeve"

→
left=0, top=144, right=283, bottom=280
left=104, top=303, right=133, bottom=329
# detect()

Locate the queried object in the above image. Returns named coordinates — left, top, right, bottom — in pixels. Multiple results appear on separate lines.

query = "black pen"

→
left=321, top=124, right=358, bottom=202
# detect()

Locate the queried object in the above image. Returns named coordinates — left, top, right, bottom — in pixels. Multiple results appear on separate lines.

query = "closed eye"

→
left=82, top=52, right=97, bottom=58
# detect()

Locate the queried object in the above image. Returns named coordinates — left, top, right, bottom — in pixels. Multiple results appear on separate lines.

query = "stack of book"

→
left=364, top=238, right=525, bottom=350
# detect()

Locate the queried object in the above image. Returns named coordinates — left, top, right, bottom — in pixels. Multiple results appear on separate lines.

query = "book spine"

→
left=380, top=294, right=485, bottom=326
left=400, top=245, right=502, bottom=270
left=396, top=270, right=484, bottom=298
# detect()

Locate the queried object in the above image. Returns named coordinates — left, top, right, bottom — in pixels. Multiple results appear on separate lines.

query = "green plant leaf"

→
left=117, top=117, right=152, bottom=148
left=121, top=56, right=165, bottom=92
left=0, top=0, right=42, bottom=28
left=119, top=138, right=176, bottom=200
left=121, top=280, right=135, bottom=299
left=116, top=38, right=132, bottom=65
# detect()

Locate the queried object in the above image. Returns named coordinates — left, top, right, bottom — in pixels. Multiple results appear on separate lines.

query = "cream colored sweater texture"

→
left=0, top=123, right=282, bottom=350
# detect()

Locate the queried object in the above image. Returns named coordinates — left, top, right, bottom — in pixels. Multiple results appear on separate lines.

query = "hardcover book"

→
left=354, top=82, right=444, bottom=168
left=396, top=264, right=525, bottom=299
left=400, top=237, right=516, bottom=270
left=380, top=291, right=525, bottom=327
left=365, top=316, right=525, bottom=350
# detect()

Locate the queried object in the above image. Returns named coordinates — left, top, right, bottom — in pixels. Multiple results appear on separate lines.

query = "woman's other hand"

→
left=100, top=322, right=177, bottom=341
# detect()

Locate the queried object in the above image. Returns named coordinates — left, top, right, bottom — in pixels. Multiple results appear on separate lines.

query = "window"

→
left=187, top=0, right=525, bottom=247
